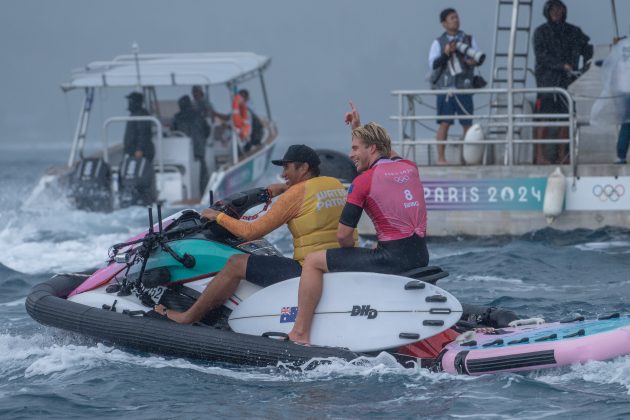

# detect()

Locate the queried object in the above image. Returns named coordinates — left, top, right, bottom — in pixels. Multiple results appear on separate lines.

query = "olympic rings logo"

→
left=394, top=175, right=410, bottom=184
left=592, top=184, right=626, bottom=202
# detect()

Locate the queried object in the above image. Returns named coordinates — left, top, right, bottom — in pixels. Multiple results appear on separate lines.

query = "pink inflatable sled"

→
left=439, top=315, right=630, bottom=375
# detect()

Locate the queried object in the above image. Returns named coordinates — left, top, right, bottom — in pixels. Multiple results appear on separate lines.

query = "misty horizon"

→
left=1, top=0, right=627, bottom=154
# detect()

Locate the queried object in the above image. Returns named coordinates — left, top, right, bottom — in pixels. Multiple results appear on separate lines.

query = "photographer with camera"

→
left=429, top=8, right=484, bottom=165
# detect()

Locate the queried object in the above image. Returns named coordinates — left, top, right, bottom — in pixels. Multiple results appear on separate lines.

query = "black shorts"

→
left=245, top=255, right=302, bottom=287
left=534, top=93, right=569, bottom=120
left=326, top=234, right=429, bottom=275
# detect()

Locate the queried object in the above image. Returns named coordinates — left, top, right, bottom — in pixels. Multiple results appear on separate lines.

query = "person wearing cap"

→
left=155, top=144, right=354, bottom=324
left=123, top=92, right=155, bottom=161
left=288, top=103, right=428, bottom=345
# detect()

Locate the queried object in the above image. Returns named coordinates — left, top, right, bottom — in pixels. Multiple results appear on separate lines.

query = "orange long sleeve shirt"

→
left=217, top=176, right=353, bottom=264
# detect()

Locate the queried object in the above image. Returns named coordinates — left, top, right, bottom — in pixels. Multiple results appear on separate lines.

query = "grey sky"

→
left=0, top=0, right=627, bottom=151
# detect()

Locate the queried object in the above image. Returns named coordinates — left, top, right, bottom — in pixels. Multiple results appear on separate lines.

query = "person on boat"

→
left=288, top=103, right=429, bottom=344
left=589, top=36, right=630, bottom=164
left=429, top=8, right=482, bottom=165
left=612, top=37, right=630, bottom=164
left=192, top=85, right=233, bottom=148
left=155, top=144, right=355, bottom=323
left=191, top=85, right=229, bottom=125
left=232, top=89, right=252, bottom=152
left=123, top=92, right=155, bottom=162
left=532, top=0, right=592, bottom=164
left=122, top=91, right=156, bottom=205
left=172, top=95, right=211, bottom=192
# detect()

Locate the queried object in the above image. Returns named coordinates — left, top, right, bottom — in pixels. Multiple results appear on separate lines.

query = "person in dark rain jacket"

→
left=173, top=95, right=211, bottom=191
left=532, top=0, right=592, bottom=164
left=123, top=92, right=155, bottom=161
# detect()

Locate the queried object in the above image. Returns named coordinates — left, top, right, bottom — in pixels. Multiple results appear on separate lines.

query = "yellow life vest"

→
left=288, top=176, right=352, bottom=263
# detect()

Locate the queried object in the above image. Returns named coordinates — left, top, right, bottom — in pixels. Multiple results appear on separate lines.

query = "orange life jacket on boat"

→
left=231, top=94, right=251, bottom=142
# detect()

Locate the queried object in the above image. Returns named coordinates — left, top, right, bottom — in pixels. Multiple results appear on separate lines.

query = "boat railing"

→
left=390, top=86, right=576, bottom=172
left=102, top=116, right=165, bottom=193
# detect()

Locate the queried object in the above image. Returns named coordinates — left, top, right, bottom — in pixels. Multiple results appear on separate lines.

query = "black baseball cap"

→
left=126, top=91, right=144, bottom=102
left=271, top=144, right=320, bottom=168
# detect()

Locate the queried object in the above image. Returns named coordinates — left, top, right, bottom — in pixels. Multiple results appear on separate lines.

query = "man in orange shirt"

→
left=155, top=145, right=354, bottom=323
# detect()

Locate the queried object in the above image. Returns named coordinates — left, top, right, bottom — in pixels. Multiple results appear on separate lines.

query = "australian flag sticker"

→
left=280, top=306, right=298, bottom=323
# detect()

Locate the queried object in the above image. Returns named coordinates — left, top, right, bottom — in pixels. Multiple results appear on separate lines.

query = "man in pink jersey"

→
left=288, top=103, right=429, bottom=344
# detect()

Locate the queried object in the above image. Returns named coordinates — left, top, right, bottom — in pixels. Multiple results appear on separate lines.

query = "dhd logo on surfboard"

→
left=351, top=305, right=378, bottom=319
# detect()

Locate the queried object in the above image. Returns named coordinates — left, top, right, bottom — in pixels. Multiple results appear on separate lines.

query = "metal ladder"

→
left=487, top=0, right=534, bottom=141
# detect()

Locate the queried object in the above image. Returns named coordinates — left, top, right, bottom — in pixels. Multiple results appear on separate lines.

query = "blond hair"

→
left=351, top=122, right=391, bottom=156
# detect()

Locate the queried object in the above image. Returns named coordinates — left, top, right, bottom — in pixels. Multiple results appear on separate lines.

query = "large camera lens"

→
left=455, top=41, right=486, bottom=65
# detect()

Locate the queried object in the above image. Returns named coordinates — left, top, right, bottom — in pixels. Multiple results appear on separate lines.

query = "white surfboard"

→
left=186, top=277, right=262, bottom=311
left=228, top=272, right=463, bottom=352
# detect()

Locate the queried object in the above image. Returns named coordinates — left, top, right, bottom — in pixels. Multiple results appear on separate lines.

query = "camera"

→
left=455, top=41, right=486, bottom=65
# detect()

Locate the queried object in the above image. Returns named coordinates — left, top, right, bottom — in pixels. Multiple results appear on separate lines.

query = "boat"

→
left=25, top=187, right=630, bottom=371
left=24, top=50, right=279, bottom=211
left=361, top=0, right=630, bottom=236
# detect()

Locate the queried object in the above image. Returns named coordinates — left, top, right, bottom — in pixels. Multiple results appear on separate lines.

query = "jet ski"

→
left=22, top=187, right=448, bottom=363
left=27, top=187, right=627, bottom=372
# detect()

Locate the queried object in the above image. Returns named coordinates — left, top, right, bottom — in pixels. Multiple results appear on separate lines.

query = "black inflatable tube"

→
left=26, top=275, right=359, bottom=368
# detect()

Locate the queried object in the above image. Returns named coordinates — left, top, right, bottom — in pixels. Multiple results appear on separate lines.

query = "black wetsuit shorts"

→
left=326, top=234, right=429, bottom=274
left=245, top=255, right=302, bottom=287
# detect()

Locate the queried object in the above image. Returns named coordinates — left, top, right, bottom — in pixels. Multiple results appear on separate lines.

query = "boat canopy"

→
left=61, top=52, right=270, bottom=92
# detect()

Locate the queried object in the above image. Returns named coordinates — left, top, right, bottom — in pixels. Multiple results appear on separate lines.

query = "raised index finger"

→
left=349, top=100, right=357, bottom=113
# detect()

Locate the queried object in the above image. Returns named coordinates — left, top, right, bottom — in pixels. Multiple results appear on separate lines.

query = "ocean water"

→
left=1, top=148, right=630, bottom=419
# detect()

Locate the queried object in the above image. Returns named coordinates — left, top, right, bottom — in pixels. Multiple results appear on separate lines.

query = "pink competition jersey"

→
left=347, top=158, right=427, bottom=241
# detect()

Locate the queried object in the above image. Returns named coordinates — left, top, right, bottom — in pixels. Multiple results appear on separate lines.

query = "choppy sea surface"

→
left=1, top=147, right=630, bottom=419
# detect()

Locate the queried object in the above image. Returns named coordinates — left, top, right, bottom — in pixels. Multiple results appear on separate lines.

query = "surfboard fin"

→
left=404, top=280, right=426, bottom=290
left=426, top=295, right=447, bottom=303
left=423, top=320, right=445, bottom=326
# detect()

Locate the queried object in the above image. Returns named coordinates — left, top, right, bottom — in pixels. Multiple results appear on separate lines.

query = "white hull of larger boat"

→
left=358, top=164, right=630, bottom=237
